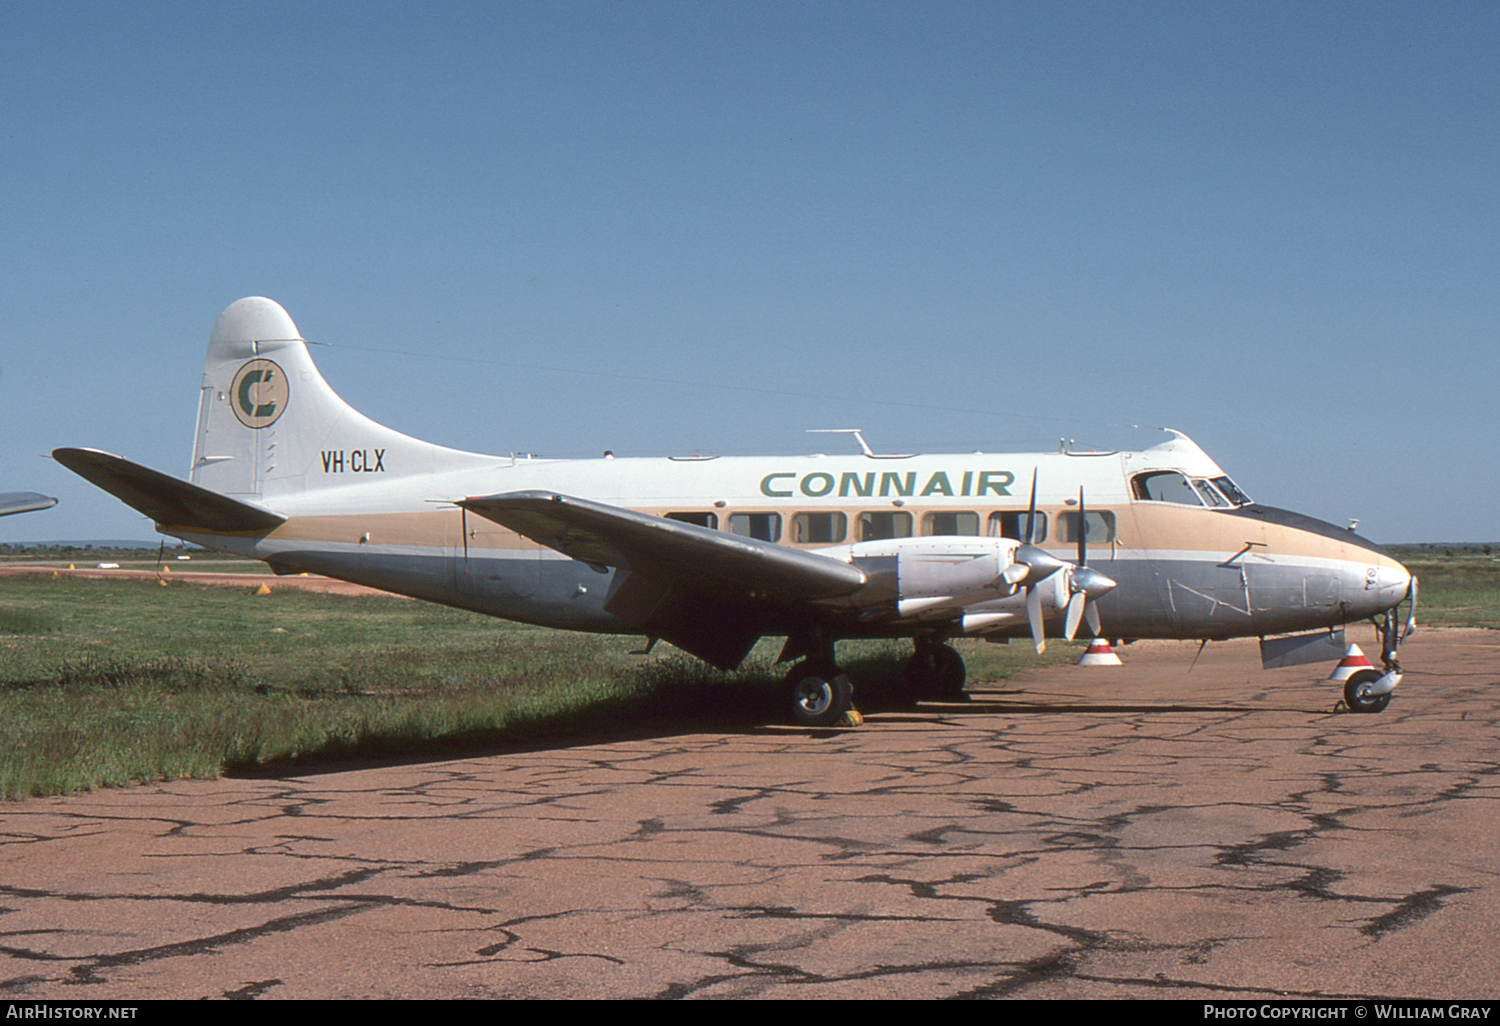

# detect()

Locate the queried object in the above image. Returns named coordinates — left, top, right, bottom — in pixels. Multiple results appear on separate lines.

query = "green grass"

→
left=1387, top=548, right=1500, bottom=627
left=0, top=575, right=1067, bottom=799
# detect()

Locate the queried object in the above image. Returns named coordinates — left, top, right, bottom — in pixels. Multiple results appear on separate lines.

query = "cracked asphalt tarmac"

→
left=2, top=627, right=1497, bottom=999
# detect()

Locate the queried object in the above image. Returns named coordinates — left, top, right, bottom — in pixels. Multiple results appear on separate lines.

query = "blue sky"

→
left=3, top=1, right=1496, bottom=544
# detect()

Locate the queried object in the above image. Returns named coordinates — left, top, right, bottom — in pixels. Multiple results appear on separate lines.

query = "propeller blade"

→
left=1027, top=584, right=1046, bottom=653
left=1064, top=590, right=1086, bottom=641
left=1025, top=470, right=1039, bottom=546
left=1084, top=599, right=1101, bottom=638
left=1076, top=486, right=1087, bottom=568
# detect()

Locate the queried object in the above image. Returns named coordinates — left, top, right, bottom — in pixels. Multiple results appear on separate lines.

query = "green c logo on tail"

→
left=230, top=359, right=288, bottom=429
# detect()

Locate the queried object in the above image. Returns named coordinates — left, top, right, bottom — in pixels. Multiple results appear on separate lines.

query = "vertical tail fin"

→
left=189, top=297, right=490, bottom=502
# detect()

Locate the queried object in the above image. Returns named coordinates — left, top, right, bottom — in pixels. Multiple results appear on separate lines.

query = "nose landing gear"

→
left=1343, top=580, right=1416, bottom=714
left=1342, top=668, right=1392, bottom=713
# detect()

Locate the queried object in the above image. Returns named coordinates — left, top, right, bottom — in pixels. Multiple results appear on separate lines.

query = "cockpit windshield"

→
left=1210, top=476, right=1251, bottom=505
left=1192, top=479, right=1230, bottom=507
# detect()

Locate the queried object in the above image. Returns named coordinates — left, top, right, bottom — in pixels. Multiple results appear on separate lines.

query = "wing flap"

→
left=458, top=490, right=866, bottom=603
left=602, top=570, right=765, bottom=669
left=52, top=448, right=286, bottom=533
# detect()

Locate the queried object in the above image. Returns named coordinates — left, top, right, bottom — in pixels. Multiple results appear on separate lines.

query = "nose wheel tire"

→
left=1343, top=668, right=1392, bottom=713
left=789, top=670, right=855, bottom=727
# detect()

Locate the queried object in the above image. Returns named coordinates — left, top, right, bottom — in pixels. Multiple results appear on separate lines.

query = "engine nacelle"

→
left=839, top=535, right=1023, bottom=619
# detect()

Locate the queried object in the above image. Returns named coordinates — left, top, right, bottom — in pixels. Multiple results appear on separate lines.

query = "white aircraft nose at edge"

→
left=54, top=297, right=1416, bottom=726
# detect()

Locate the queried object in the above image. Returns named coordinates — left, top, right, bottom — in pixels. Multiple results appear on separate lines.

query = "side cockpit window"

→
left=1132, top=471, right=1201, bottom=505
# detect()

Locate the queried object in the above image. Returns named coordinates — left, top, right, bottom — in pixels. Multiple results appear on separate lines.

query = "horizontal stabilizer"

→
left=52, top=448, right=286, bottom=533
left=0, top=492, right=57, bottom=517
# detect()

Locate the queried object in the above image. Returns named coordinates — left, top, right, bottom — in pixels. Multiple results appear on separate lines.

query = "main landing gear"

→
left=904, top=638, right=967, bottom=700
left=782, top=629, right=861, bottom=728
left=780, top=634, right=971, bottom=726
left=785, top=663, right=856, bottom=728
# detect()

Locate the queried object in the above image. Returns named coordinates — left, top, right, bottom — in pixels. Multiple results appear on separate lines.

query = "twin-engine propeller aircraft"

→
left=55, top=297, right=1416, bottom=726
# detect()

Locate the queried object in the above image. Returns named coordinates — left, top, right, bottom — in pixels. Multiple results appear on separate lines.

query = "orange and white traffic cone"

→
left=1328, top=644, right=1374, bottom=682
left=1077, top=639, right=1123, bottom=666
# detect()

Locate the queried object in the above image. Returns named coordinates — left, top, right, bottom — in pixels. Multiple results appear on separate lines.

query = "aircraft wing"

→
left=459, top=490, right=867, bottom=668
left=52, top=448, right=286, bottom=533
left=0, top=492, right=57, bottom=517
left=459, top=490, right=866, bottom=601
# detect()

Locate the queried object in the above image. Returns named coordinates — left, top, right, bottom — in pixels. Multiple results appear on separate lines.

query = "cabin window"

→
left=858, top=510, right=912, bottom=541
left=1132, top=471, right=1201, bottom=505
left=1057, top=510, right=1116, bottom=544
left=922, top=511, right=979, bottom=537
left=666, top=511, right=718, bottom=529
left=729, top=512, right=781, bottom=542
left=792, top=511, right=847, bottom=544
left=987, top=511, right=1048, bottom=543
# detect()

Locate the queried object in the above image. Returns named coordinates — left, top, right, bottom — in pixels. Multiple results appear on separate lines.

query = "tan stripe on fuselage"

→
left=202, top=498, right=1399, bottom=575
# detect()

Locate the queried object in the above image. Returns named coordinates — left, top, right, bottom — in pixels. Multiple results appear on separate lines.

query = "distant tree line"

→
left=0, top=543, right=204, bottom=558
left=1389, top=542, right=1495, bottom=557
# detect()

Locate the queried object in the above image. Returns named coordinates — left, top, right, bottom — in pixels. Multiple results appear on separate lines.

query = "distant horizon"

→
left=1, top=539, right=200, bottom=550
left=2, top=536, right=1493, bottom=552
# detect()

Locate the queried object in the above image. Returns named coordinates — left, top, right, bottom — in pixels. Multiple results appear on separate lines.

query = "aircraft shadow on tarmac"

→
left=224, top=665, right=1314, bottom=781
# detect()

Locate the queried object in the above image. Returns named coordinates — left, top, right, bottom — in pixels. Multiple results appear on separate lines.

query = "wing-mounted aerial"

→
left=53, top=448, right=286, bottom=534
left=458, top=490, right=867, bottom=669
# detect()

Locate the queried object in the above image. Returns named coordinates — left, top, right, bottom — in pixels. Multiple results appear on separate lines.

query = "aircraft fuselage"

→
left=171, top=442, right=1409, bottom=646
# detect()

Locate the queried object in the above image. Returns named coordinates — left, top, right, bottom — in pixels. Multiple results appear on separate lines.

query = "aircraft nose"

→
left=1371, top=558, right=1413, bottom=611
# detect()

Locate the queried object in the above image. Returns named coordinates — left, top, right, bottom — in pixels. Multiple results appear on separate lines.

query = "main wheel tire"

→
left=790, top=672, right=854, bottom=727
left=1343, top=668, right=1392, bottom=713
left=905, top=643, right=967, bottom=699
